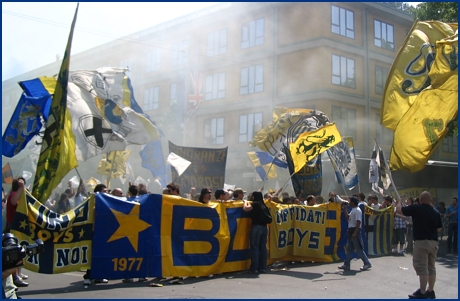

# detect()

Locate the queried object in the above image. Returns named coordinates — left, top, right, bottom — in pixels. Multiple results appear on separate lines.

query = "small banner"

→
left=11, top=190, right=94, bottom=273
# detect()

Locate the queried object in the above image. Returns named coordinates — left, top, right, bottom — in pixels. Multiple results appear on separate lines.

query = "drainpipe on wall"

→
left=271, top=3, right=277, bottom=114
left=364, top=8, right=371, bottom=155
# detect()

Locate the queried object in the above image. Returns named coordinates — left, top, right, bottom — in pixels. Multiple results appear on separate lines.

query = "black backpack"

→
left=259, top=203, right=273, bottom=224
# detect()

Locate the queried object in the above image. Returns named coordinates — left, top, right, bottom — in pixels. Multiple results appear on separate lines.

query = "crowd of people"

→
left=2, top=176, right=457, bottom=298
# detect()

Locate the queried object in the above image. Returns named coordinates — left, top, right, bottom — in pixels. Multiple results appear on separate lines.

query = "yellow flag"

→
left=249, top=107, right=314, bottom=152
left=289, top=123, right=342, bottom=173
left=32, top=4, right=79, bottom=202
left=87, top=177, right=101, bottom=189
left=97, top=150, right=131, bottom=178
left=381, top=21, right=456, bottom=131
left=390, top=33, right=458, bottom=172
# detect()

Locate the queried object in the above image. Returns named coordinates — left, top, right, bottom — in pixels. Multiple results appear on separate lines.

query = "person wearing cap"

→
left=338, top=196, right=372, bottom=271
left=215, top=189, right=231, bottom=202
left=232, top=188, right=246, bottom=201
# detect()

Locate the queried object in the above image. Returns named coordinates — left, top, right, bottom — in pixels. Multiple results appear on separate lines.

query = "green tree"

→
left=409, top=2, right=458, bottom=23
left=408, top=2, right=458, bottom=137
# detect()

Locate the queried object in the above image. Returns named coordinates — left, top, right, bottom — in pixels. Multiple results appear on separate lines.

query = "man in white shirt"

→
left=338, top=196, right=372, bottom=271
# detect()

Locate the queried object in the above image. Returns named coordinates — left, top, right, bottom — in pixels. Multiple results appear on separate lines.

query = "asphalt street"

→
left=14, top=241, right=458, bottom=299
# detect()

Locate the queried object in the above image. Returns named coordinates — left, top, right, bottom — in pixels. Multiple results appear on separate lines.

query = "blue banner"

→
left=168, top=141, right=227, bottom=193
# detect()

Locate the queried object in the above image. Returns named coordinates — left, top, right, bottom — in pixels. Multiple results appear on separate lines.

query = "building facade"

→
left=2, top=2, right=457, bottom=198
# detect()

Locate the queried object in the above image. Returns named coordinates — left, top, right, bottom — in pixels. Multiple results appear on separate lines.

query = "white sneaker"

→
left=207, top=274, right=214, bottom=278
left=83, top=279, right=91, bottom=285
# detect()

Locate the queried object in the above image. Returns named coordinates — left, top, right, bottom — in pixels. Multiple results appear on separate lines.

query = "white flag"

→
left=167, top=152, right=191, bottom=177
left=369, top=141, right=379, bottom=184
left=375, top=142, right=391, bottom=190
left=67, top=68, right=160, bottom=161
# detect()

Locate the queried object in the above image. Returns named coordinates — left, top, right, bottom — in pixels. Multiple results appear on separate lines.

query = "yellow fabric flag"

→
left=97, top=150, right=131, bottom=178
left=289, top=123, right=342, bottom=173
left=87, top=177, right=101, bottom=189
left=390, top=32, right=458, bottom=172
left=249, top=107, right=314, bottom=152
left=381, top=21, right=456, bottom=131
left=32, top=5, right=79, bottom=202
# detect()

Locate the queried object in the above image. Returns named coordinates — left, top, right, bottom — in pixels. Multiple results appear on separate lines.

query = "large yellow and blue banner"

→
left=91, top=193, right=253, bottom=279
left=267, top=202, right=342, bottom=263
left=11, top=190, right=94, bottom=274
left=363, top=205, right=394, bottom=256
left=12, top=191, right=397, bottom=277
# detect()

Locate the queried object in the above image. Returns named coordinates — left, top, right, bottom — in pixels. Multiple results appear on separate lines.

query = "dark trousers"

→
left=447, top=222, right=458, bottom=252
left=249, top=224, right=268, bottom=272
left=406, top=225, right=413, bottom=252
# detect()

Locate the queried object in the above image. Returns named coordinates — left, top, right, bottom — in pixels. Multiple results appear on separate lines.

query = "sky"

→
left=2, top=2, right=219, bottom=81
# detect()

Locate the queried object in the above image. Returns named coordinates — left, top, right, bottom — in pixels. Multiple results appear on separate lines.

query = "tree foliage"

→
left=409, top=2, right=458, bottom=23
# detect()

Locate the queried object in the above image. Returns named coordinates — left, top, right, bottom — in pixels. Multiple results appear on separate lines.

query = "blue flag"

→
left=2, top=93, right=51, bottom=157
left=140, top=140, right=169, bottom=187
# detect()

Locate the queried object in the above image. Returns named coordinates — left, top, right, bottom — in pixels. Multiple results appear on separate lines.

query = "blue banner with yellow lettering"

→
left=11, top=191, right=94, bottom=274
left=168, top=141, right=227, bottom=194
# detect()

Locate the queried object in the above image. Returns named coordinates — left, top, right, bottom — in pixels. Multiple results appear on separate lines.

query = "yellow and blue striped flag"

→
left=247, top=151, right=279, bottom=180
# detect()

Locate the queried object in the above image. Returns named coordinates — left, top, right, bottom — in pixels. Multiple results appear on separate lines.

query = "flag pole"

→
left=73, top=167, right=88, bottom=195
left=259, top=161, right=275, bottom=191
left=278, top=171, right=297, bottom=195
left=374, top=138, right=400, bottom=200
left=337, top=171, right=349, bottom=197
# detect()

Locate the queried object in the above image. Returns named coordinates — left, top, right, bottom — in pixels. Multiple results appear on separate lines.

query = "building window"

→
left=204, top=117, right=224, bottom=145
left=332, top=106, right=356, bottom=138
left=442, top=136, right=458, bottom=154
left=144, top=87, right=159, bottom=111
left=205, top=73, right=225, bottom=100
left=207, top=29, right=227, bottom=57
left=241, top=18, right=264, bottom=49
left=374, top=20, right=394, bottom=50
left=375, top=65, right=389, bottom=95
left=332, top=55, right=355, bottom=88
left=170, top=83, right=177, bottom=106
left=239, top=113, right=263, bottom=143
left=240, top=65, right=264, bottom=95
left=172, top=40, right=189, bottom=66
left=331, top=5, right=354, bottom=39
left=146, top=48, right=161, bottom=72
